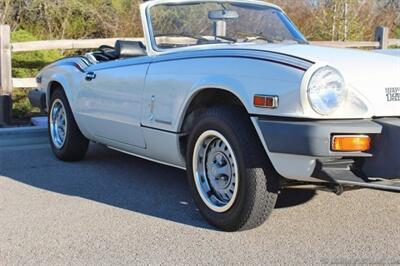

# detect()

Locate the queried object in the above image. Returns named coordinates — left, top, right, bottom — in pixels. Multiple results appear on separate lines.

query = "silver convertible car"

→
left=29, top=0, right=400, bottom=231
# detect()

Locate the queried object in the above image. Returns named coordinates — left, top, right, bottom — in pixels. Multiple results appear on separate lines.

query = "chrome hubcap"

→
left=50, top=99, right=68, bottom=149
left=193, top=130, right=239, bottom=213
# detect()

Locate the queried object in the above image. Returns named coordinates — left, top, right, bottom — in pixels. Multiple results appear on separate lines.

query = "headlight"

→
left=307, top=66, right=347, bottom=115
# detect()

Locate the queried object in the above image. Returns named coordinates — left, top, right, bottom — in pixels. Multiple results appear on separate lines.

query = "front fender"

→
left=176, top=75, right=250, bottom=130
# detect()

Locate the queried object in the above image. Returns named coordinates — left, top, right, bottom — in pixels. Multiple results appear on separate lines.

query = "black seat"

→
left=114, top=40, right=146, bottom=58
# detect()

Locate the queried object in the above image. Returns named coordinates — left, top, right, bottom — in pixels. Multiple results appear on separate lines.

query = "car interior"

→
left=85, top=40, right=147, bottom=63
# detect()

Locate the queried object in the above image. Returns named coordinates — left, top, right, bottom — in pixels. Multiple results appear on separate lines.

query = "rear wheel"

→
left=186, top=107, right=279, bottom=231
left=49, top=88, right=89, bottom=161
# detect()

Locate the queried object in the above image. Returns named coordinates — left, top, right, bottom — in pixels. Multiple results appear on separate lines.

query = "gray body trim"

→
left=315, top=159, right=400, bottom=192
left=257, top=118, right=383, bottom=157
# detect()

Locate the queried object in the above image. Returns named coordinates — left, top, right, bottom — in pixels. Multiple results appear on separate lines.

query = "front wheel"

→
left=186, top=107, right=279, bottom=231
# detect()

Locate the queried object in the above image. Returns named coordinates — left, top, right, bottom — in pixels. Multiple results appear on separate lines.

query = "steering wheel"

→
left=99, top=45, right=117, bottom=60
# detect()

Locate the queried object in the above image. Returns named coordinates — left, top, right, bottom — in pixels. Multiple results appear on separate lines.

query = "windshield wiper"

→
left=242, top=33, right=308, bottom=45
left=156, top=34, right=236, bottom=45
left=293, top=38, right=309, bottom=45
left=243, top=33, right=273, bottom=43
left=214, top=35, right=237, bottom=43
left=154, top=33, right=210, bottom=43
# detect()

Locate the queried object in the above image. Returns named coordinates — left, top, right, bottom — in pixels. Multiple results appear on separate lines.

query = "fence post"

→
left=0, top=25, right=13, bottom=125
left=375, top=26, right=389, bottom=49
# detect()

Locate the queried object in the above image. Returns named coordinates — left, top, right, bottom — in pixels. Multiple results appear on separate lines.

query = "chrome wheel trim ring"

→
left=192, top=130, right=239, bottom=213
left=50, top=99, right=68, bottom=149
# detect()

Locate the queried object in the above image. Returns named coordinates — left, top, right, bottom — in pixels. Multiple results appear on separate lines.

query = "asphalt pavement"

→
left=0, top=128, right=399, bottom=265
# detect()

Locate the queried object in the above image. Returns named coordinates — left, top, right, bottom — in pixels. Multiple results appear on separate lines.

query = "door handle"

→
left=85, top=72, right=96, bottom=81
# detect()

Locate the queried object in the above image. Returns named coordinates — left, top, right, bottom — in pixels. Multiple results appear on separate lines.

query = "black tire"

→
left=48, top=88, right=89, bottom=161
left=186, top=106, right=279, bottom=231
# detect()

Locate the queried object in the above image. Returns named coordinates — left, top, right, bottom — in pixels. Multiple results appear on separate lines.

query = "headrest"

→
left=115, top=40, right=146, bottom=58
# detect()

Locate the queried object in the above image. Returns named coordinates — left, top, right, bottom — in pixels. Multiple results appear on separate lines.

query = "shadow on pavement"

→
left=276, top=188, right=316, bottom=209
left=1, top=143, right=316, bottom=229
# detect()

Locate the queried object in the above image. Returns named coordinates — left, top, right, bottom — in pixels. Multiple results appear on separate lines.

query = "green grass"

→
left=12, top=88, right=41, bottom=119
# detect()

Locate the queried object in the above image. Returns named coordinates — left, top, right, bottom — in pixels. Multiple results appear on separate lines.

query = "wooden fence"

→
left=0, top=24, right=399, bottom=124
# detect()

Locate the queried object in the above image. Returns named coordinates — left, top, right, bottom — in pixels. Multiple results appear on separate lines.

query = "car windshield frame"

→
left=144, top=0, right=308, bottom=53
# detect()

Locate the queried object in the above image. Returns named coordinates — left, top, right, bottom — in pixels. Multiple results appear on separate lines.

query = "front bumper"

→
left=28, top=89, right=46, bottom=112
left=256, top=117, right=400, bottom=180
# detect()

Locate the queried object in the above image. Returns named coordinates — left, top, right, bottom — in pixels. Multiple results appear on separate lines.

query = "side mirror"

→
left=208, top=10, right=239, bottom=20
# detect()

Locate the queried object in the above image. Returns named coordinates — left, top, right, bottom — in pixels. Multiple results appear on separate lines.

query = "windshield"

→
left=148, top=1, right=307, bottom=50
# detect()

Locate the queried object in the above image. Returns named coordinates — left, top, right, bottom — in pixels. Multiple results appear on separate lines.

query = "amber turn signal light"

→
left=253, top=95, right=278, bottom=109
left=331, top=135, right=371, bottom=152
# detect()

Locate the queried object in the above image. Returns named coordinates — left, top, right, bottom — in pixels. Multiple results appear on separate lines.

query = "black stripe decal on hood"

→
left=152, top=48, right=314, bottom=71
